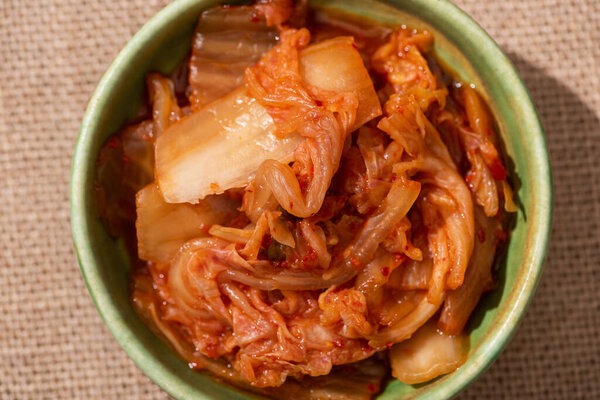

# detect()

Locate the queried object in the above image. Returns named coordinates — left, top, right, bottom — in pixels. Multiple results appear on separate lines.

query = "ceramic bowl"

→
left=71, top=0, right=553, bottom=398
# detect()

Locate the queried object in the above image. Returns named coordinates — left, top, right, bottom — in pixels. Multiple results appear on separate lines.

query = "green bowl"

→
left=71, top=0, right=552, bottom=398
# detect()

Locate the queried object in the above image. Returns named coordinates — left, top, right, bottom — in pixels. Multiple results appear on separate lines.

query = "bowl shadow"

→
left=459, top=51, right=600, bottom=397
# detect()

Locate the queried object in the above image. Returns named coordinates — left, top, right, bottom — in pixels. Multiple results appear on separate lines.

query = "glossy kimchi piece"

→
left=389, top=319, right=468, bottom=384
left=136, top=183, right=239, bottom=262
left=267, top=357, right=387, bottom=400
left=155, top=36, right=381, bottom=204
left=298, top=37, right=382, bottom=127
left=438, top=204, right=502, bottom=335
left=188, top=6, right=278, bottom=108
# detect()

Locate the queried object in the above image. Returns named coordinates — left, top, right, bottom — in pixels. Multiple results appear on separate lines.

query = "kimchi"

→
left=95, top=1, right=515, bottom=398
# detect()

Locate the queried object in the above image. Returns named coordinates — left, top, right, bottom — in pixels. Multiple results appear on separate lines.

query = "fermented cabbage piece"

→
left=155, top=36, right=381, bottom=204
left=438, top=204, right=502, bottom=334
left=389, top=319, right=468, bottom=384
left=188, top=6, right=278, bottom=108
left=135, top=183, right=239, bottom=262
left=267, top=358, right=386, bottom=400
left=298, top=37, right=382, bottom=128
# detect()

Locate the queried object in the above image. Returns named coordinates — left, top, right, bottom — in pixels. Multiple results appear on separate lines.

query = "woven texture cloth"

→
left=1, top=0, right=599, bottom=398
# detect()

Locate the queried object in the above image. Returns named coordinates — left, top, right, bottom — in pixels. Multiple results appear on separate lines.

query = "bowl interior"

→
left=71, top=0, right=552, bottom=399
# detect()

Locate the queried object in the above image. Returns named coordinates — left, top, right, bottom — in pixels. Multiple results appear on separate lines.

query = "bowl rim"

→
left=70, top=0, right=553, bottom=399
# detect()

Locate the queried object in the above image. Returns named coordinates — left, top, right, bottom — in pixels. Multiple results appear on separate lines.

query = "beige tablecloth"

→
left=1, top=0, right=599, bottom=398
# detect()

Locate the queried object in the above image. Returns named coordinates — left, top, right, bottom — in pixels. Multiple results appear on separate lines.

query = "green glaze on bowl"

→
left=70, top=0, right=552, bottom=399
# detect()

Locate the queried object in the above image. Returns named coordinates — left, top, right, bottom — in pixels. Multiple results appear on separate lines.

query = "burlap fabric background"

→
left=1, top=0, right=598, bottom=398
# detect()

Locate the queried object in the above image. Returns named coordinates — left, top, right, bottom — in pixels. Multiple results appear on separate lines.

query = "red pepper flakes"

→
left=302, top=248, right=318, bottom=263
left=486, top=127, right=494, bottom=136
left=107, top=136, right=119, bottom=148
left=386, top=341, right=394, bottom=349
left=394, top=253, right=405, bottom=264
left=262, top=234, right=273, bottom=248
left=289, top=201, right=294, bottom=210
left=489, top=158, right=507, bottom=181
left=350, top=256, right=361, bottom=268
left=497, top=229, right=507, bottom=243
left=465, top=171, right=473, bottom=183
left=204, top=343, right=217, bottom=359
left=381, top=266, right=390, bottom=277
left=298, top=174, right=310, bottom=193
left=477, top=228, right=486, bottom=243
left=122, top=155, right=130, bottom=164
left=367, top=384, right=376, bottom=393
left=251, top=15, right=260, bottom=23
left=142, top=133, right=152, bottom=142
left=333, top=338, right=346, bottom=348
